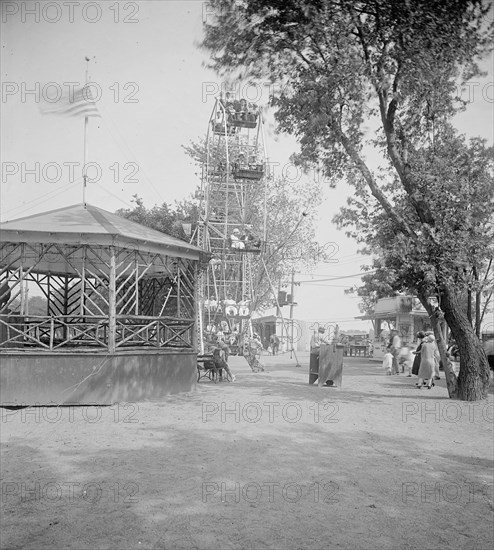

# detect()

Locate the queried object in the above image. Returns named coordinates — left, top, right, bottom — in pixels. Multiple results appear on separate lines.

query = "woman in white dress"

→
left=417, top=332, right=440, bottom=389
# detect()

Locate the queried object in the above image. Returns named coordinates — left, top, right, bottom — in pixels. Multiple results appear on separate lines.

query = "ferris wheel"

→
left=196, top=94, right=268, bottom=359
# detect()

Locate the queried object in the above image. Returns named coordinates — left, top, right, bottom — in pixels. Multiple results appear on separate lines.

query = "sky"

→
left=1, top=0, right=493, bottom=330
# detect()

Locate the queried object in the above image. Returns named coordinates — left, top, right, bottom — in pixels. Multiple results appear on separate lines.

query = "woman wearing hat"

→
left=417, top=332, right=440, bottom=389
left=230, top=228, right=245, bottom=249
left=411, top=331, right=425, bottom=377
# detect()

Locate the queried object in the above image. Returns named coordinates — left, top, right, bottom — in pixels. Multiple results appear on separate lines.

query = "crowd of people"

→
left=212, top=97, right=259, bottom=135
left=205, top=319, right=241, bottom=349
left=381, top=329, right=457, bottom=389
left=203, top=328, right=266, bottom=380
left=218, top=97, right=259, bottom=125
left=209, top=151, right=264, bottom=178
left=204, top=296, right=251, bottom=317
left=231, top=152, right=264, bottom=176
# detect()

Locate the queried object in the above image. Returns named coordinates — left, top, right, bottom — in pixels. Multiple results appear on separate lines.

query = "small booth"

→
left=0, top=204, right=205, bottom=405
left=309, top=343, right=345, bottom=387
left=358, top=296, right=430, bottom=362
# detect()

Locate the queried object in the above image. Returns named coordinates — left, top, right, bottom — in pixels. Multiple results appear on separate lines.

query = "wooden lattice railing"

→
left=0, top=314, right=194, bottom=351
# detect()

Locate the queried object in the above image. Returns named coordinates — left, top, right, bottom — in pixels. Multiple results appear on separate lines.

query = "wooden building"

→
left=0, top=204, right=205, bottom=405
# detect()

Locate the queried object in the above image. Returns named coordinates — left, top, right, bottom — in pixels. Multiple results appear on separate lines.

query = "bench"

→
left=197, top=352, right=233, bottom=383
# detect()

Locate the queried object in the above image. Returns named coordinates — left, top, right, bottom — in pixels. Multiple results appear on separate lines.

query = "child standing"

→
left=383, top=347, right=393, bottom=375
left=399, top=346, right=413, bottom=375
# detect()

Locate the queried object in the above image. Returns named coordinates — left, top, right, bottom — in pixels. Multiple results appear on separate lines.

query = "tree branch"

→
left=332, top=123, right=416, bottom=239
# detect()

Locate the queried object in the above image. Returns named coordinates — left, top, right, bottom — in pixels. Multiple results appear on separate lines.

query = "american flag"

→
left=40, top=85, right=101, bottom=118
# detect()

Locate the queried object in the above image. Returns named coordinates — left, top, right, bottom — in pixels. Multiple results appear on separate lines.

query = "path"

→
left=1, top=353, right=493, bottom=550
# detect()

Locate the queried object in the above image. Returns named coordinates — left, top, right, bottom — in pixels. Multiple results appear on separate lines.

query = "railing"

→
left=0, top=314, right=194, bottom=351
left=114, top=316, right=194, bottom=349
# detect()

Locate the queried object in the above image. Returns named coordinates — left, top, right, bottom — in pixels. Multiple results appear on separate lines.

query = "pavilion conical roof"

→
left=0, top=203, right=201, bottom=259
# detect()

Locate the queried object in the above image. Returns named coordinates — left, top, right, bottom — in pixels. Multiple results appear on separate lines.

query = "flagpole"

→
left=83, top=56, right=90, bottom=208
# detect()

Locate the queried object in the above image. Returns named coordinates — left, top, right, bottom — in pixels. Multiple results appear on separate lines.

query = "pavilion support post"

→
left=49, top=318, right=54, bottom=351
left=134, top=255, right=139, bottom=315
left=63, top=275, right=69, bottom=340
left=19, top=244, right=25, bottom=315
left=80, top=246, right=86, bottom=316
left=177, top=266, right=181, bottom=317
left=192, top=262, right=200, bottom=353
left=108, top=246, right=117, bottom=353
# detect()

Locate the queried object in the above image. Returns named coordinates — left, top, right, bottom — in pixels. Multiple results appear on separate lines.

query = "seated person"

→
left=237, top=298, right=250, bottom=317
left=213, top=348, right=236, bottom=381
left=230, top=228, right=245, bottom=250
left=223, top=296, right=237, bottom=317
left=227, top=104, right=236, bottom=120
left=241, top=228, right=261, bottom=249
left=232, top=98, right=241, bottom=111
left=209, top=257, right=221, bottom=269
left=237, top=98, right=248, bottom=120
left=236, top=153, right=246, bottom=168
left=225, top=304, right=238, bottom=316
left=210, top=339, right=236, bottom=382
left=215, top=111, right=225, bottom=127
left=246, top=103, right=258, bottom=122
left=204, top=298, right=218, bottom=312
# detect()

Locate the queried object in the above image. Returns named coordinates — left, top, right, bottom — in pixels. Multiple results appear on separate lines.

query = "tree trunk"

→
left=440, top=283, right=490, bottom=401
left=418, top=293, right=457, bottom=398
left=473, top=265, right=481, bottom=337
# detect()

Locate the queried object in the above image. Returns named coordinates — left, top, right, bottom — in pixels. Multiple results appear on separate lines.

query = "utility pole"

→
left=82, top=56, right=90, bottom=208
left=289, top=266, right=295, bottom=344
left=289, top=266, right=300, bottom=366
left=261, top=258, right=301, bottom=367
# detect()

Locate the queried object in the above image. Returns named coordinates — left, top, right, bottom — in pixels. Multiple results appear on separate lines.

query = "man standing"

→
left=269, top=333, right=280, bottom=355
left=310, top=327, right=334, bottom=386
left=310, top=327, right=331, bottom=356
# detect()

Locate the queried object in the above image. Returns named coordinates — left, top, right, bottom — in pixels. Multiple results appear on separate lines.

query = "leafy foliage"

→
left=200, top=0, right=494, bottom=399
left=116, top=195, right=197, bottom=242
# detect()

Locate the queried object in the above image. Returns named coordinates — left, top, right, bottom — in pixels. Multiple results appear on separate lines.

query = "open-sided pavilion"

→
left=0, top=204, right=205, bottom=405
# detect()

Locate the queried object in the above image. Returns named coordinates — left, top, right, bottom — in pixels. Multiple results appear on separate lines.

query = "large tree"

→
left=116, top=195, right=194, bottom=241
left=344, top=133, right=494, bottom=327
left=336, top=130, right=493, bottom=397
left=201, top=0, right=494, bottom=400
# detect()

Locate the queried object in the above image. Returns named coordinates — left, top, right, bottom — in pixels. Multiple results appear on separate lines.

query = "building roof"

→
left=0, top=203, right=202, bottom=260
left=356, top=296, right=429, bottom=320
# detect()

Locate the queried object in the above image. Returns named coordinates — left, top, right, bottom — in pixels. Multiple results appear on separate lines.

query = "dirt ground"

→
left=1, top=353, right=493, bottom=550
